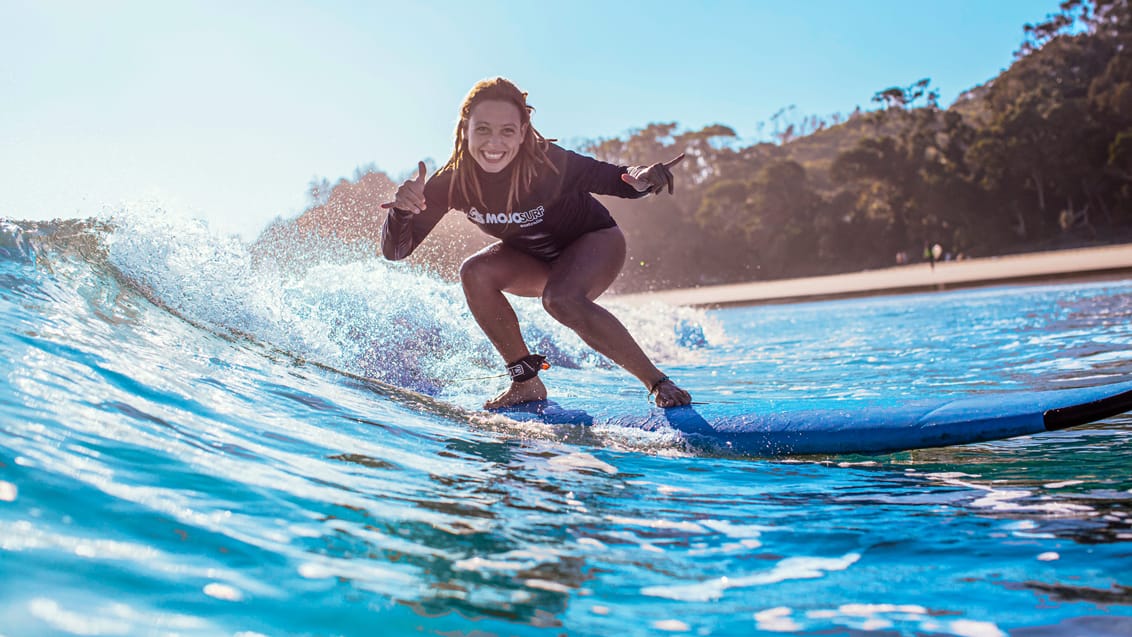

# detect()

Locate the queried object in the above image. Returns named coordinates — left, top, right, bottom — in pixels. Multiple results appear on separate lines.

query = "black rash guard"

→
left=381, top=143, right=647, bottom=262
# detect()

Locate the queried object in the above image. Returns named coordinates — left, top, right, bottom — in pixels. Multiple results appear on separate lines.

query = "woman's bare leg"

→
left=460, top=242, right=551, bottom=408
left=461, top=230, right=691, bottom=408
left=541, top=227, right=691, bottom=407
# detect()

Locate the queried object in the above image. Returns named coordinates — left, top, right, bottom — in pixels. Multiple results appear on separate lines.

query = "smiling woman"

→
left=468, top=101, right=525, bottom=173
left=379, top=77, right=692, bottom=409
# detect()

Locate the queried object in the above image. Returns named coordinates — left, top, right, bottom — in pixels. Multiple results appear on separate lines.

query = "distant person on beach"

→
left=379, top=77, right=692, bottom=409
left=924, top=241, right=943, bottom=270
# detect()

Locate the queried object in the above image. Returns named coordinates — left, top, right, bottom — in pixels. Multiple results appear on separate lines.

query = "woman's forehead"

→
left=469, top=100, right=522, bottom=125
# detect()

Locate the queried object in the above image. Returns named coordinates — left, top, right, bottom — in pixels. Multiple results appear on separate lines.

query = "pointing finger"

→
left=645, top=162, right=674, bottom=195
left=662, top=153, right=685, bottom=169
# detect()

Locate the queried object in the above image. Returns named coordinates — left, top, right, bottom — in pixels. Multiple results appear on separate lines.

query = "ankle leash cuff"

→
left=508, top=354, right=549, bottom=382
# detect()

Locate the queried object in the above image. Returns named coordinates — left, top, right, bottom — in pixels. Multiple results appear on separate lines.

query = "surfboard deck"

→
left=493, top=379, right=1132, bottom=456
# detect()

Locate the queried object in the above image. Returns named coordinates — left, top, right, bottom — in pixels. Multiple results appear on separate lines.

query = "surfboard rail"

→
left=1043, top=386, right=1132, bottom=431
left=496, top=379, right=1132, bottom=456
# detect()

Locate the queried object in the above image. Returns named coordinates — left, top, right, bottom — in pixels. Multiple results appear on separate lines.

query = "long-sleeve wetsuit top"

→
left=381, top=143, right=647, bottom=263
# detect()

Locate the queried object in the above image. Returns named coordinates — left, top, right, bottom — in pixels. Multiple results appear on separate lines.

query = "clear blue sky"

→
left=1, top=0, right=1060, bottom=239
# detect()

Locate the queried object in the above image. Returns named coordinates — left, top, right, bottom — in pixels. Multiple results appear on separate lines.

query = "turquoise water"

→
left=2, top=211, right=1131, bottom=636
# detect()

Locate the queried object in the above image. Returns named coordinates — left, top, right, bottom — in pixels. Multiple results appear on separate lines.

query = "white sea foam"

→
left=947, top=619, right=1007, bottom=637
left=524, top=579, right=572, bottom=593
left=651, top=619, right=691, bottom=632
left=775, top=603, right=1005, bottom=636
left=700, top=519, right=771, bottom=538
left=642, top=553, right=860, bottom=602
left=101, top=204, right=720, bottom=398
left=754, top=607, right=802, bottom=632
left=202, top=582, right=243, bottom=602
left=547, top=452, right=618, bottom=474
left=28, top=597, right=207, bottom=634
left=605, top=516, right=707, bottom=533
left=926, top=473, right=1097, bottom=517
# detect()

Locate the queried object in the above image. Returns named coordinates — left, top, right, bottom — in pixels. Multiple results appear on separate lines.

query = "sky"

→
left=1, top=0, right=1063, bottom=239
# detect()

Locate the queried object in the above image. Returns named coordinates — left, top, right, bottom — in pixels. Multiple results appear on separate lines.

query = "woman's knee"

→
left=461, top=246, right=548, bottom=297
left=459, top=253, right=489, bottom=287
left=460, top=249, right=511, bottom=292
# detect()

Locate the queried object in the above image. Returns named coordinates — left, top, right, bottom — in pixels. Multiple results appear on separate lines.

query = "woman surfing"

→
left=381, top=77, right=691, bottom=409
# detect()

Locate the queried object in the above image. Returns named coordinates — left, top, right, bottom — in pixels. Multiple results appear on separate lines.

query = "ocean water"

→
left=2, top=209, right=1131, bottom=637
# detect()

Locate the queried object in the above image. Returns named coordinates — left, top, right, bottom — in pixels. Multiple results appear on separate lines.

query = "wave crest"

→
left=7, top=206, right=721, bottom=396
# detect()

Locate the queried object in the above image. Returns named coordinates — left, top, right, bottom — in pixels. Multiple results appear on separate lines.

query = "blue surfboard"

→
left=495, top=379, right=1132, bottom=456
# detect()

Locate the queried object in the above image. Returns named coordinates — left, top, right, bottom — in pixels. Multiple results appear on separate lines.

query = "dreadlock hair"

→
left=441, top=77, right=557, bottom=214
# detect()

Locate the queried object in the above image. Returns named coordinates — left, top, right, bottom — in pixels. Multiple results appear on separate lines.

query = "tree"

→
left=871, top=78, right=940, bottom=110
left=307, top=176, right=332, bottom=206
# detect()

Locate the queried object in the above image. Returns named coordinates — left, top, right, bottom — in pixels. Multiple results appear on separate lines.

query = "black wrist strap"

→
left=508, top=354, right=549, bottom=382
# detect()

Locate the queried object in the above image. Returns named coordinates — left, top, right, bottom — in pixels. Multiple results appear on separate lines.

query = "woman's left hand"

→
left=621, top=153, right=685, bottom=195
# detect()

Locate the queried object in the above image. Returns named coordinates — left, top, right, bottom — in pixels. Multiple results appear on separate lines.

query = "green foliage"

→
left=578, top=0, right=1132, bottom=290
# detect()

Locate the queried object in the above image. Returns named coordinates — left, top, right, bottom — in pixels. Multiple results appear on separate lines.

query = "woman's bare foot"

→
left=484, top=376, right=548, bottom=409
left=652, top=379, right=692, bottom=408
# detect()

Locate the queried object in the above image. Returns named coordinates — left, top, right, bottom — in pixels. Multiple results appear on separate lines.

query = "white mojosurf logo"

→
left=467, top=205, right=545, bottom=228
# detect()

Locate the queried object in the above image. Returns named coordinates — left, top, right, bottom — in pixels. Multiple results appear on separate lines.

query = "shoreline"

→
left=611, top=243, right=1132, bottom=308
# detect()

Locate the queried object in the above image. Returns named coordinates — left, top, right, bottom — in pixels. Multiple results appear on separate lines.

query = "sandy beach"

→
left=612, top=243, right=1132, bottom=307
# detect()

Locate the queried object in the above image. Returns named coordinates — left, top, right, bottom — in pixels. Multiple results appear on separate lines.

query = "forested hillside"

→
left=258, top=0, right=1132, bottom=293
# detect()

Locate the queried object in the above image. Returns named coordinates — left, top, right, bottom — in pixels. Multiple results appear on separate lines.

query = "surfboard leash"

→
left=451, top=354, right=550, bottom=383
left=452, top=357, right=721, bottom=405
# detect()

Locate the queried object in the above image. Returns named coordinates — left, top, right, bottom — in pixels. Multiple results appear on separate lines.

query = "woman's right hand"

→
left=621, top=153, right=684, bottom=195
left=380, top=161, right=428, bottom=214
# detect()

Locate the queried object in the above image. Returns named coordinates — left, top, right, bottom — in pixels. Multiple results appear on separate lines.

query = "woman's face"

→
left=466, top=99, right=527, bottom=173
